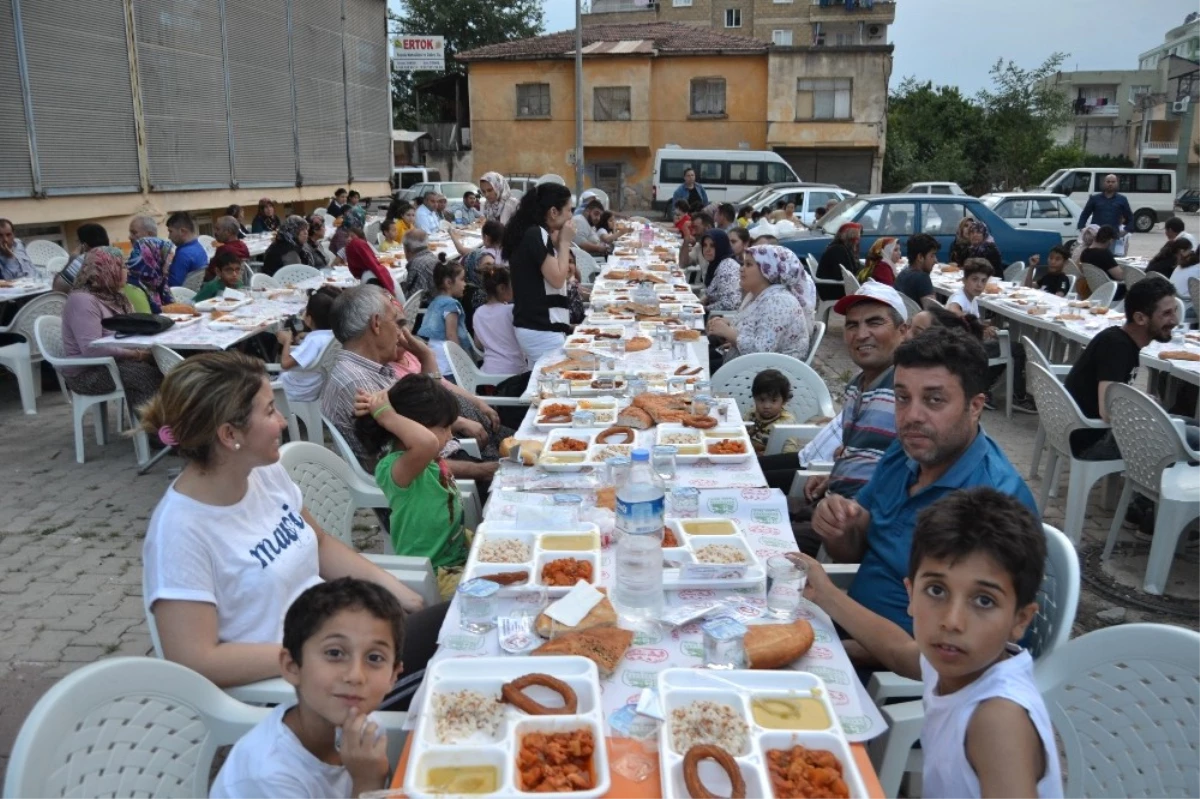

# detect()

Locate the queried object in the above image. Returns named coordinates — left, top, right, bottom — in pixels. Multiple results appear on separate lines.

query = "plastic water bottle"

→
left=639, top=223, right=653, bottom=250
left=613, top=449, right=665, bottom=621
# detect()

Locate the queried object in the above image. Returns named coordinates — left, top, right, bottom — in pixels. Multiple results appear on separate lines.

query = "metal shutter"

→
left=21, top=0, right=140, bottom=194
left=343, top=0, right=390, bottom=182
left=293, top=0, right=349, bottom=186
left=777, top=148, right=873, bottom=195
left=0, top=0, right=34, bottom=197
left=226, top=0, right=295, bottom=187
left=133, top=0, right=232, bottom=190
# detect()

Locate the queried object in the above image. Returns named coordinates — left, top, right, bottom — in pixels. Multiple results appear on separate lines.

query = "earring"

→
left=234, top=442, right=241, bottom=451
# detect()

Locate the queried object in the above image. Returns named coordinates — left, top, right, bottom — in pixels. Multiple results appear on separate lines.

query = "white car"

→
left=980, top=192, right=1083, bottom=247
left=900, top=181, right=969, bottom=196
left=742, top=183, right=854, bottom=226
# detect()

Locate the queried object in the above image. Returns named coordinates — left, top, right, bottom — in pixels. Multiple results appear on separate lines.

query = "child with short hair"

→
left=672, top=200, right=692, bottom=235
left=797, top=488, right=1062, bottom=798
left=417, top=260, right=475, bottom=380
left=1031, top=246, right=1072, bottom=297
left=377, top=218, right=402, bottom=253
left=946, top=258, right=992, bottom=317
left=747, top=368, right=799, bottom=454
left=193, top=251, right=245, bottom=303
left=354, top=376, right=466, bottom=599
left=279, top=286, right=342, bottom=405
left=209, top=578, right=405, bottom=799
left=472, top=265, right=527, bottom=375
left=736, top=206, right=753, bottom=228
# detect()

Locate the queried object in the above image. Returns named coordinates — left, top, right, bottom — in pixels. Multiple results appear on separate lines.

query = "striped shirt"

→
left=320, top=349, right=397, bottom=462
left=826, top=366, right=897, bottom=499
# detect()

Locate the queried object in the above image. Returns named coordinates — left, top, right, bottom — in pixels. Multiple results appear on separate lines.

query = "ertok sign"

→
left=393, top=35, right=445, bottom=71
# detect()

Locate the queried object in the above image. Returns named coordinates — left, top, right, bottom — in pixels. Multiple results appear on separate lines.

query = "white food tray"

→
left=657, top=668, right=869, bottom=799
left=161, top=313, right=202, bottom=326
left=661, top=518, right=765, bottom=589
left=193, top=296, right=250, bottom=312
left=208, top=316, right=274, bottom=331
left=534, top=397, right=619, bottom=430
left=539, top=430, right=597, bottom=472
left=656, top=424, right=753, bottom=463
left=404, top=656, right=610, bottom=799
left=462, top=523, right=602, bottom=596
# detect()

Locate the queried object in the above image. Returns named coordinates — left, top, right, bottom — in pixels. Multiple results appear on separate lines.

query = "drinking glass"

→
left=766, top=555, right=807, bottom=620
left=612, top=338, right=626, bottom=357
left=651, top=445, right=677, bottom=483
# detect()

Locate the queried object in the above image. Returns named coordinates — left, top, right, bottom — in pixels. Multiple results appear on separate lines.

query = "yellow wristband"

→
left=371, top=404, right=393, bottom=419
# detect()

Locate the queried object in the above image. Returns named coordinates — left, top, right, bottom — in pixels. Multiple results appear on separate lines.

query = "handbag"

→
left=101, top=313, right=175, bottom=338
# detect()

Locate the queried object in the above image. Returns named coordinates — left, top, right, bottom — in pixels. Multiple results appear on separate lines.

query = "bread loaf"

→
left=535, top=595, right=617, bottom=638
left=532, top=627, right=633, bottom=676
left=744, top=620, right=815, bottom=669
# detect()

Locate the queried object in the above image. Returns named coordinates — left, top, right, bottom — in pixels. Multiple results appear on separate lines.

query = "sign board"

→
left=393, top=35, right=445, bottom=71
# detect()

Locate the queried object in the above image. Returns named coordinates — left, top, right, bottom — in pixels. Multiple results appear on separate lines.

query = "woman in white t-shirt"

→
left=140, top=352, right=430, bottom=690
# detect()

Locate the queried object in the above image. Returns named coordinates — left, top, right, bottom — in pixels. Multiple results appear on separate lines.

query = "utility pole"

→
left=574, top=0, right=584, bottom=199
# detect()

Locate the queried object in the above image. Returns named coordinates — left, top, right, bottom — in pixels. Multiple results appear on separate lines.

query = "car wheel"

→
left=1133, top=210, right=1155, bottom=232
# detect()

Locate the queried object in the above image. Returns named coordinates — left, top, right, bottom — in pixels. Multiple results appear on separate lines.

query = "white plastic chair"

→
left=402, top=289, right=424, bottom=325
left=285, top=339, right=340, bottom=443
left=1103, top=383, right=1200, bottom=594
left=0, top=291, right=66, bottom=414
left=571, top=246, right=601, bottom=282
left=169, top=286, right=196, bottom=305
left=443, top=340, right=524, bottom=406
left=537, top=173, right=567, bottom=186
left=1022, top=335, right=1071, bottom=480
left=24, top=238, right=68, bottom=267
left=43, top=254, right=68, bottom=274
left=1122, top=264, right=1147, bottom=290
left=197, top=233, right=216, bottom=252
left=805, top=321, right=825, bottom=366
left=870, top=522, right=1081, bottom=798
left=1002, top=260, right=1026, bottom=283
left=1034, top=623, right=1199, bottom=798
left=804, top=253, right=819, bottom=277
left=34, top=316, right=150, bottom=465
left=364, top=219, right=381, bottom=245
left=1087, top=280, right=1117, bottom=309
left=840, top=266, right=861, bottom=297
left=989, top=328, right=1015, bottom=418
left=250, top=272, right=280, bottom=290
left=711, top=353, right=835, bottom=424
left=899, top=292, right=922, bottom=321
left=1080, top=262, right=1113, bottom=295
left=1026, top=362, right=1123, bottom=545
left=273, top=264, right=320, bottom=287
left=181, top=269, right=206, bottom=292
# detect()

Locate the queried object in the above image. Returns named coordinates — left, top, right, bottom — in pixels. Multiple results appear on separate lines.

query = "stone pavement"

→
left=0, top=227, right=1196, bottom=779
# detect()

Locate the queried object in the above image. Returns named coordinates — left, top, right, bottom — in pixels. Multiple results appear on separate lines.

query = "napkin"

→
left=543, top=581, right=604, bottom=627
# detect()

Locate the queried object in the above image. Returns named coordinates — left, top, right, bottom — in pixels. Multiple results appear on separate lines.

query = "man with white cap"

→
left=759, top=281, right=908, bottom=555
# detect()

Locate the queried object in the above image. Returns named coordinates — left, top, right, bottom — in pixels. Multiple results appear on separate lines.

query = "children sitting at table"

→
left=192, top=251, right=244, bottom=303
left=279, top=286, right=341, bottom=406
left=417, top=260, right=474, bottom=381
left=747, top=369, right=800, bottom=454
left=1023, top=246, right=1072, bottom=297
left=377, top=218, right=403, bottom=253
left=472, top=265, right=527, bottom=376
left=354, top=376, right=467, bottom=600
left=672, top=200, right=692, bottom=236
left=797, top=488, right=1063, bottom=799
left=946, top=258, right=991, bottom=318
left=209, top=578, right=403, bottom=799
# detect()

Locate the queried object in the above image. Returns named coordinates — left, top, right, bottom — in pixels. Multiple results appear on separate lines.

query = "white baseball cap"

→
left=833, top=280, right=909, bottom=322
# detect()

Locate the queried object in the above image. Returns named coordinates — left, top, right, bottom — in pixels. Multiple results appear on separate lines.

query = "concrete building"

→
left=0, top=0, right=391, bottom=249
left=457, top=22, right=890, bottom=207
left=1128, top=56, right=1199, bottom=189
left=1043, top=69, right=1160, bottom=159
left=1138, top=11, right=1200, bottom=70
left=584, top=0, right=895, bottom=49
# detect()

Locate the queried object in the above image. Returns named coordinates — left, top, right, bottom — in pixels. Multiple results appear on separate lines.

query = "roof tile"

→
left=457, top=22, right=767, bottom=62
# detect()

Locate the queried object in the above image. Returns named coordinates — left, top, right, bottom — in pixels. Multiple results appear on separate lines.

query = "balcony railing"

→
left=1144, top=140, right=1178, bottom=153
left=812, top=0, right=892, bottom=6
left=1074, top=103, right=1118, bottom=117
left=586, top=0, right=657, bottom=12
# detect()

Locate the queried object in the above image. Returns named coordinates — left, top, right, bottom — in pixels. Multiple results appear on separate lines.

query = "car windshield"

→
left=1039, top=170, right=1065, bottom=190
left=980, top=195, right=1001, bottom=208
left=737, top=187, right=776, bottom=207
left=818, top=198, right=870, bottom=234
left=441, top=182, right=478, bottom=197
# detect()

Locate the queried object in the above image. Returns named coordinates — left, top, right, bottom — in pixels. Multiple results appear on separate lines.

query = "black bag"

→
left=100, top=313, right=175, bottom=338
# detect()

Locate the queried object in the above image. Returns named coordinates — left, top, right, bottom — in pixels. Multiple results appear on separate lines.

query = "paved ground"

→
left=0, top=226, right=1196, bottom=780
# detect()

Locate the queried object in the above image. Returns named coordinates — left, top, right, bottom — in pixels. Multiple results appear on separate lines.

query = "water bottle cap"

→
left=631, top=448, right=650, bottom=462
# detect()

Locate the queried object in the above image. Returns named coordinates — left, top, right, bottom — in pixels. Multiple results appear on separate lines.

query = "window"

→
left=807, top=190, right=840, bottom=211
left=593, top=86, right=631, bottom=121
left=1032, top=198, right=1069, bottom=218
left=929, top=185, right=952, bottom=195
left=920, top=202, right=969, bottom=235
left=516, top=83, right=551, bottom=118
left=698, top=162, right=724, bottom=182
left=995, top=199, right=1029, bottom=220
left=729, top=162, right=764, bottom=184
left=766, top=162, right=792, bottom=183
left=834, top=32, right=855, bottom=45
left=690, top=78, right=726, bottom=116
left=725, top=8, right=741, bottom=27
left=772, top=29, right=793, bottom=46
left=1129, top=84, right=1151, bottom=102
left=1133, top=173, right=1170, bottom=193
left=672, top=0, right=692, bottom=5
left=875, top=201, right=916, bottom=235
left=661, top=160, right=693, bottom=182
left=796, top=78, right=852, bottom=120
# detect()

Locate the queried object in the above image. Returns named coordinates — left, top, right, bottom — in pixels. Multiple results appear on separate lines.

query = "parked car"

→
left=1176, top=188, right=1199, bottom=214
left=1039, top=167, right=1175, bottom=231
left=399, top=181, right=481, bottom=207
left=979, top=192, right=1083, bottom=247
left=391, top=166, right=441, bottom=196
left=778, top=195, right=1062, bottom=266
left=738, top=183, right=854, bottom=226
left=900, top=181, right=969, bottom=196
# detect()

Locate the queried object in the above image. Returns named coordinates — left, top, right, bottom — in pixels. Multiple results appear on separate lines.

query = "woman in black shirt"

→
left=948, top=220, right=1003, bottom=273
left=1079, top=225, right=1125, bottom=300
left=1146, top=237, right=1193, bottom=278
left=500, top=183, right=575, bottom=366
left=815, top=222, right=862, bottom=301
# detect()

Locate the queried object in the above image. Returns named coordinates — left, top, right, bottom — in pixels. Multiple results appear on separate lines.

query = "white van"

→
left=652, top=148, right=800, bottom=211
left=1039, top=168, right=1176, bottom=232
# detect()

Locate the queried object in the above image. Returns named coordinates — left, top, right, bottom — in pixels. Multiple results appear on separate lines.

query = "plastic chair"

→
left=804, top=253, right=819, bottom=277
left=402, top=289, right=424, bottom=327
left=1026, top=362, right=1123, bottom=545
left=1087, top=280, right=1117, bottom=309
left=1022, top=335, right=1071, bottom=480
left=197, top=233, right=216, bottom=251
left=279, top=442, right=440, bottom=606
left=272, top=264, right=320, bottom=286
left=284, top=339, right=340, bottom=443
left=24, top=238, right=68, bottom=267
left=899, top=292, right=922, bottom=321
left=169, top=286, right=196, bottom=305
left=1002, top=260, right=1026, bottom=283
left=1080, top=262, right=1112, bottom=295
left=364, top=219, right=381, bottom=245
left=572, top=247, right=601, bottom=284
left=250, top=272, right=280, bottom=290
left=711, top=353, right=834, bottom=424
left=443, top=341, right=524, bottom=407
left=870, top=522, right=1081, bottom=798
left=0, top=291, right=66, bottom=414
left=43, top=254, right=68, bottom=274
left=1189, top=277, right=1199, bottom=319
left=34, top=316, right=150, bottom=465
left=1123, top=264, right=1148, bottom=289
left=988, top=329, right=1015, bottom=418
left=537, top=173, right=567, bottom=186
left=805, top=321, right=825, bottom=366
left=1103, top=383, right=1200, bottom=594
left=840, top=266, right=861, bottom=297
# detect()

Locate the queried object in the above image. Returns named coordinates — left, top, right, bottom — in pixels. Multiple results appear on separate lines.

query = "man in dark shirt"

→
left=672, top=168, right=709, bottom=213
left=1077, top=173, right=1133, bottom=231
left=894, top=233, right=939, bottom=305
left=1079, top=225, right=1125, bottom=299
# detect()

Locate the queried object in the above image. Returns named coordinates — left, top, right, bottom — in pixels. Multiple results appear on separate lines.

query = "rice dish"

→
left=432, top=689, right=505, bottom=743
left=478, top=537, right=531, bottom=563
left=670, top=700, right=749, bottom=754
left=695, top=544, right=747, bottom=564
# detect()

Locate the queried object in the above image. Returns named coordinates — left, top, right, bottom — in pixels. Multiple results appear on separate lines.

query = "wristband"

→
left=371, top=404, right=393, bottom=419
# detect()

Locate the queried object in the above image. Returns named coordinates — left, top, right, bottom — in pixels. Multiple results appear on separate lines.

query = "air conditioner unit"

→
left=1171, top=97, right=1190, bottom=114
left=867, top=24, right=881, bottom=36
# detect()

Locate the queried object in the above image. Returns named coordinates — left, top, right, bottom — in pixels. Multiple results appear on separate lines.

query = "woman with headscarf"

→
left=479, top=172, right=518, bottom=225
left=949, top=217, right=973, bottom=261
left=816, top=222, right=861, bottom=301
left=949, top=220, right=1003, bottom=272
left=261, top=215, right=313, bottom=276
left=125, top=216, right=175, bottom=313
left=225, top=204, right=250, bottom=236
left=707, top=245, right=814, bottom=364
left=251, top=198, right=281, bottom=234
left=344, top=215, right=397, bottom=296
left=1073, top=223, right=1099, bottom=264
left=61, top=247, right=164, bottom=409
left=701, top=228, right=742, bottom=312
left=858, top=236, right=899, bottom=286
left=304, top=214, right=329, bottom=269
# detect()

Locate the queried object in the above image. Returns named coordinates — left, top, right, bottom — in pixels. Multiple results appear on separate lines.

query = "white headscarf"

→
left=480, top=172, right=514, bottom=223
left=747, top=245, right=814, bottom=313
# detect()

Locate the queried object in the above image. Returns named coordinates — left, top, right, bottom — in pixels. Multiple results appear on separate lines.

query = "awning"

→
left=392, top=130, right=429, bottom=143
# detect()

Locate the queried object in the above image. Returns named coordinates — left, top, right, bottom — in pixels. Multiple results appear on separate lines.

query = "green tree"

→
left=882, top=79, right=987, bottom=192
left=389, top=0, right=545, bottom=129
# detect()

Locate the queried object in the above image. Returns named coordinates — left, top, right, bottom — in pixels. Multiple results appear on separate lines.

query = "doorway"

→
left=594, top=163, right=623, bottom=211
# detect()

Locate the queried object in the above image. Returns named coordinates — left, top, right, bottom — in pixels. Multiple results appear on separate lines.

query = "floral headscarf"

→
left=126, top=236, right=174, bottom=312
left=860, top=237, right=897, bottom=283
left=76, top=247, right=133, bottom=314
left=967, top=220, right=995, bottom=256
left=748, top=245, right=814, bottom=313
left=276, top=215, right=313, bottom=265
left=480, top=172, right=514, bottom=223
left=1080, top=224, right=1101, bottom=249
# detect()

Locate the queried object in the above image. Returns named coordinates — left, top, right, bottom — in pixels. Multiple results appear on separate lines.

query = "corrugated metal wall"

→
left=0, top=0, right=389, bottom=197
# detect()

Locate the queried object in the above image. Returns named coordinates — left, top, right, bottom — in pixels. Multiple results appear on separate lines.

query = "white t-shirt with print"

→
left=280, top=329, right=335, bottom=402
left=143, top=462, right=322, bottom=645
left=209, top=703, right=352, bottom=799
left=947, top=289, right=980, bottom=317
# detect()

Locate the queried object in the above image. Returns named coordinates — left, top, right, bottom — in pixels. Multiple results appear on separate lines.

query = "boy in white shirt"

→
left=946, top=258, right=991, bottom=318
left=797, top=488, right=1063, bottom=798
left=278, top=286, right=341, bottom=404
left=210, top=578, right=404, bottom=799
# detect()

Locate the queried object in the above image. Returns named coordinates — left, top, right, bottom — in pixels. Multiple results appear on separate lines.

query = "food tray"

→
left=193, top=296, right=250, bottom=312
left=462, top=523, right=602, bottom=596
left=653, top=426, right=706, bottom=460
left=534, top=398, right=618, bottom=430
left=208, top=316, right=274, bottom=331
left=661, top=518, right=765, bottom=589
left=564, top=372, right=628, bottom=397
left=585, top=442, right=637, bottom=464
left=655, top=424, right=752, bottom=463
left=657, top=668, right=869, bottom=799
left=161, top=313, right=202, bottom=326
left=404, top=656, right=610, bottom=799
left=539, top=430, right=597, bottom=472
left=574, top=325, right=627, bottom=340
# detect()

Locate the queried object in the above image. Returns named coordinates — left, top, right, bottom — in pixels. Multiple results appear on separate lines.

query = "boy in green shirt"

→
left=194, top=251, right=245, bottom=302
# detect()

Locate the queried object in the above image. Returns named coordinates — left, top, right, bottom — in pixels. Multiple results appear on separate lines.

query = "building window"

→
left=725, top=8, right=741, bottom=27
left=690, top=77, right=726, bottom=116
left=672, top=0, right=692, bottom=5
left=834, top=31, right=855, bottom=45
left=796, top=78, right=852, bottom=120
left=772, top=29, right=793, bottom=45
left=516, top=83, right=550, bottom=118
left=594, top=86, right=632, bottom=121
left=1129, top=84, right=1151, bottom=102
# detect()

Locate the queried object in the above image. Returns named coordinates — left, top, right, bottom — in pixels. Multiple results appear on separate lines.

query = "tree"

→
left=882, top=79, right=988, bottom=192
left=389, top=0, right=545, bottom=130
